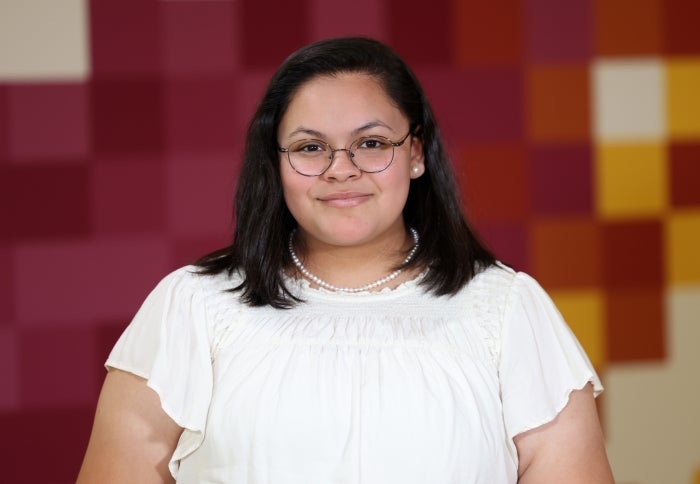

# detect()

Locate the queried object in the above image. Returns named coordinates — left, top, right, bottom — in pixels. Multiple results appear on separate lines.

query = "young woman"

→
left=77, top=37, right=614, bottom=483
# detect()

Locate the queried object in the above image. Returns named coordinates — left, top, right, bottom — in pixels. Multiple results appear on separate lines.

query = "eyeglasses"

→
left=278, top=131, right=412, bottom=176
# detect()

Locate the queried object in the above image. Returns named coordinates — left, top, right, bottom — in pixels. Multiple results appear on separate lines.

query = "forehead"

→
left=279, top=73, right=406, bottom=137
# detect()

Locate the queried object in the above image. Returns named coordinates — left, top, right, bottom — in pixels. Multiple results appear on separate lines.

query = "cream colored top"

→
left=106, top=263, right=602, bottom=483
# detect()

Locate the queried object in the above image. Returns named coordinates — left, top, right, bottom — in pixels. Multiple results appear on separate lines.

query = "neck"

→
left=288, top=227, right=420, bottom=292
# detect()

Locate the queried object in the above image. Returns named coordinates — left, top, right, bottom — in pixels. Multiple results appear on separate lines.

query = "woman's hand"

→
left=515, top=384, right=614, bottom=483
left=77, top=369, right=183, bottom=483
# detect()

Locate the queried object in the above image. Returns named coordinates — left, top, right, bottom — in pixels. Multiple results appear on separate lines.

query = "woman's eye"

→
left=358, top=138, right=389, bottom=149
left=294, top=142, right=326, bottom=153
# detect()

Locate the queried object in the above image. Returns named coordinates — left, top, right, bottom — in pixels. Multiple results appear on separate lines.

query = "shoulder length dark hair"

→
left=196, top=37, right=495, bottom=308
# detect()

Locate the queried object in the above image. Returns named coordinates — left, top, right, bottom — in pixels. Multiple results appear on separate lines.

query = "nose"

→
left=323, top=148, right=360, bottom=180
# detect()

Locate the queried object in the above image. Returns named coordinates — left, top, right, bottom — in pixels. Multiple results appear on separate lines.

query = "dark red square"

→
left=0, top=246, right=14, bottom=323
left=0, top=407, right=95, bottom=483
left=161, top=1, right=237, bottom=76
left=663, top=0, right=700, bottom=54
left=530, top=144, right=592, bottom=215
left=389, top=0, right=452, bottom=65
left=0, top=164, right=90, bottom=241
left=602, top=220, right=664, bottom=288
left=419, top=67, right=524, bottom=144
left=164, top=78, right=239, bottom=154
left=89, top=0, right=163, bottom=76
left=90, top=161, right=167, bottom=234
left=0, top=86, right=8, bottom=164
left=240, top=0, right=310, bottom=68
left=91, top=79, right=165, bottom=156
left=670, top=142, right=700, bottom=207
left=20, top=326, right=99, bottom=406
left=454, top=0, right=524, bottom=66
left=458, top=143, right=530, bottom=222
left=525, top=0, right=594, bottom=61
left=473, top=221, right=530, bottom=272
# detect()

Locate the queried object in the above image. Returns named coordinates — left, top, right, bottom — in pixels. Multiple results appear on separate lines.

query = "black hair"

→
left=195, top=37, right=496, bottom=308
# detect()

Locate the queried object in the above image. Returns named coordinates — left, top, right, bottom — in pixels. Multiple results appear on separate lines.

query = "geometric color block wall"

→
left=0, top=1, right=698, bottom=482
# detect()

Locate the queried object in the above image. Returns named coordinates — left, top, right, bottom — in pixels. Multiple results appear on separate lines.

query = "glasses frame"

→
left=278, top=131, right=412, bottom=177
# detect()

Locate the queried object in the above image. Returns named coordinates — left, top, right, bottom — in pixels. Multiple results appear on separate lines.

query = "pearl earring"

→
left=411, top=166, right=420, bottom=175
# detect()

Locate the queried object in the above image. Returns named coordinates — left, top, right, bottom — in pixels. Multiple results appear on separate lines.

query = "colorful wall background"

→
left=1, top=0, right=698, bottom=483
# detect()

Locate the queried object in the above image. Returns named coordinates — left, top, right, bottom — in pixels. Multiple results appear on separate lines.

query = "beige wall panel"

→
left=0, top=0, right=89, bottom=81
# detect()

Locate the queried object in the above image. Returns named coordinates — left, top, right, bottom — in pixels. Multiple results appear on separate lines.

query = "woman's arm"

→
left=77, top=369, right=183, bottom=484
left=514, top=384, right=614, bottom=484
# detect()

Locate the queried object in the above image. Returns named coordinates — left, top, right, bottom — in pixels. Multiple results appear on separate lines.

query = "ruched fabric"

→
left=106, top=263, right=602, bottom=483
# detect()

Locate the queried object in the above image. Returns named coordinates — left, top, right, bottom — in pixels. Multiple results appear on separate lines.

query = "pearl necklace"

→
left=288, top=228, right=420, bottom=293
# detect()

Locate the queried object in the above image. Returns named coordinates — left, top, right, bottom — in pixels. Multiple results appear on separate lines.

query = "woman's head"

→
left=198, top=37, right=494, bottom=307
left=240, top=37, right=453, bottom=235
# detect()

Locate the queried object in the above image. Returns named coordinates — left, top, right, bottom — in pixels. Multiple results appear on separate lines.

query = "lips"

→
left=318, top=192, right=371, bottom=207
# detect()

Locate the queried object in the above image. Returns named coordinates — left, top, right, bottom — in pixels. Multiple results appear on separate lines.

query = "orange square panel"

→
left=593, top=0, right=663, bottom=55
left=530, top=217, right=602, bottom=288
left=606, top=287, right=665, bottom=362
left=527, top=63, right=590, bottom=142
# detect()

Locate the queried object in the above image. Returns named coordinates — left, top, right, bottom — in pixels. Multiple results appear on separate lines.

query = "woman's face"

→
left=278, top=72, right=424, bottom=250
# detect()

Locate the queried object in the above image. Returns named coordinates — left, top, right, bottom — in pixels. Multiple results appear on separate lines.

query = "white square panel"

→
left=592, top=58, right=666, bottom=142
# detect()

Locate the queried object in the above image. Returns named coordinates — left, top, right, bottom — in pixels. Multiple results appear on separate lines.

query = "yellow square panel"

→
left=0, top=0, right=89, bottom=81
left=595, top=143, right=668, bottom=219
left=592, top=59, right=666, bottom=142
left=666, top=59, right=700, bottom=140
left=550, top=289, right=606, bottom=368
left=666, top=211, right=700, bottom=284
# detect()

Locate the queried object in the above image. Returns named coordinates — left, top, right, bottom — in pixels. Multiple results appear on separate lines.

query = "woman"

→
left=77, top=37, right=614, bottom=483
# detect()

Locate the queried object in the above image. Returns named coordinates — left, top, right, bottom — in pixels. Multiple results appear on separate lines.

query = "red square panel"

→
left=164, top=78, right=239, bottom=154
left=419, top=68, right=524, bottom=144
left=663, top=0, right=700, bottom=54
left=1, top=407, right=95, bottom=483
left=0, top=164, right=90, bottom=241
left=606, top=287, right=665, bottom=362
left=310, top=0, right=387, bottom=41
left=389, top=0, right=452, bottom=65
left=89, top=0, right=163, bottom=76
left=0, top=86, right=9, bottom=164
left=14, top=237, right=172, bottom=325
left=473, top=221, right=530, bottom=273
left=7, top=84, right=89, bottom=162
left=90, top=161, right=167, bottom=234
left=525, top=0, right=594, bottom=61
left=91, top=79, right=165, bottom=156
left=240, top=0, right=310, bottom=68
left=602, top=220, right=663, bottom=288
left=0, top=327, right=19, bottom=410
left=161, top=1, right=238, bottom=76
left=670, top=142, right=700, bottom=207
left=167, top=155, right=236, bottom=237
left=454, top=0, right=524, bottom=66
left=458, top=143, right=530, bottom=222
left=20, top=326, right=99, bottom=406
left=530, top=144, right=592, bottom=215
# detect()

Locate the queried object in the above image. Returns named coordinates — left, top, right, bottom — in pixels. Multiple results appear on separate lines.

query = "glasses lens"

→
left=287, top=139, right=331, bottom=176
left=350, top=136, right=394, bottom=173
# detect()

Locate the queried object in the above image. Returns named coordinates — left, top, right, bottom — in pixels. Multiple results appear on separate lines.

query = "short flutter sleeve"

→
left=105, top=267, right=213, bottom=477
left=498, top=272, right=602, bottom=447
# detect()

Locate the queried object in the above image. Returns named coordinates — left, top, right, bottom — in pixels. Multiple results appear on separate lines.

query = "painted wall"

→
left=0, top=0, right=698, bottom=482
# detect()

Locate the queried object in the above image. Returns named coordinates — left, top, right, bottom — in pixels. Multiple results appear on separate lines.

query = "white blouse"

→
left=106, top=263, right=602, bottom=483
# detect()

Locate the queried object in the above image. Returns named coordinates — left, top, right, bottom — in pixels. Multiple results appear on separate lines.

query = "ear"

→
left=409, top=135, right=425, bottom=179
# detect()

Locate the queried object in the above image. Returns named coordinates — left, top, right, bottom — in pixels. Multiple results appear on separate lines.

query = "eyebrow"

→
left=286, top=120, right=395, bottom=140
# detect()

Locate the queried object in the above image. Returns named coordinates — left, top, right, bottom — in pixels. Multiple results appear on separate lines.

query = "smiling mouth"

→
left=318, top=192, right=371, bottom=207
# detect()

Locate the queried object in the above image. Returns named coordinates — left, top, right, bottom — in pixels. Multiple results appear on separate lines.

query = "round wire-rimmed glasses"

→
left=278, top=131, right=412, bottom=176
